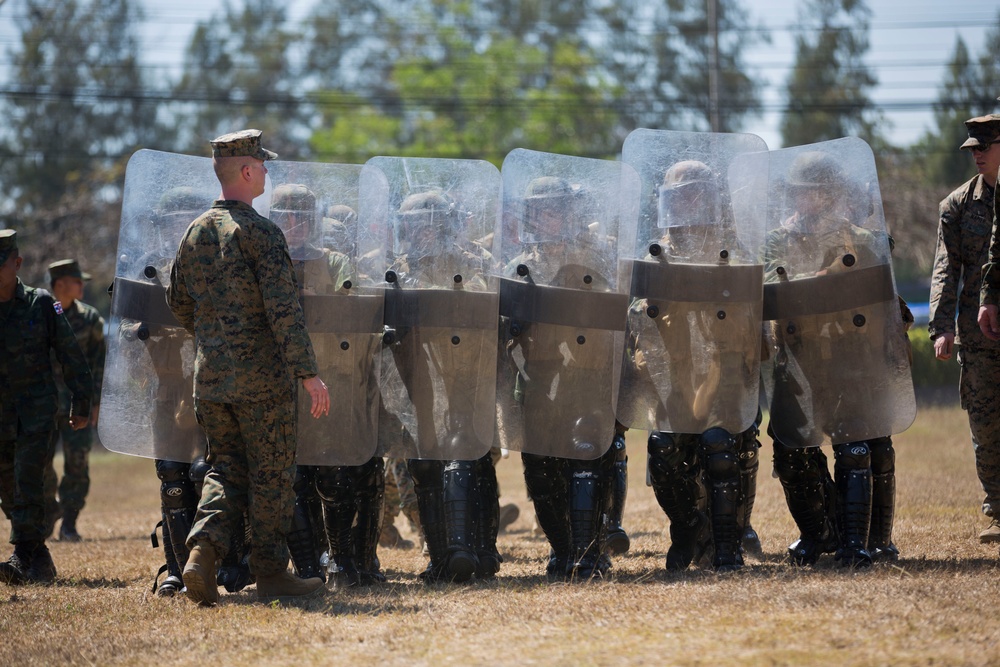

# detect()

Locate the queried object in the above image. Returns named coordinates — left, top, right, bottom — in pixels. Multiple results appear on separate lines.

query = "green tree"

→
left=780, top=0, right=879, bottom=146
left=172, top=0, right=304, bottom=157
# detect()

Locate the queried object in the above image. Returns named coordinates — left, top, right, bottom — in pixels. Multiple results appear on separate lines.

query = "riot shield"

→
left=358, top=157, right=500, bottom=461
left=493, top=149, right=637, bottom=459
left=261, top=161, right=382, bottom=466
left=99, top=149, right=216, bottom=463
left=616, top=129, right=768, bottom=435
left=759, top=138, right=916, bottom=447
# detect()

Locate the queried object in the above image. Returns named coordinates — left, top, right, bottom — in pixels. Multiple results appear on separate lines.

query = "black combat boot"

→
left=216, top=514, right=254, bottom=593
left=26, top=542, right=57, bottom=583
left=59, top=508, right=83, bottom=542
left=152, top=520, right=184, bottom=596
left=0, top=543, right=33, bottom=585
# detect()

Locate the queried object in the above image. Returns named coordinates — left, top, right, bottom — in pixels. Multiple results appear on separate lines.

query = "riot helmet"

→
left=272, top=183, right=324, bottom=260
left=657, top=161, right=722, bottom=260
left=518, top=176, right=587, bottom=244
left=785, top=151, right=850, bottom=225
left=153, top=186, right=208, bottom=256
left=394, top=189, right=464, bottom=257
left=324, top=204, right=358, bottom=254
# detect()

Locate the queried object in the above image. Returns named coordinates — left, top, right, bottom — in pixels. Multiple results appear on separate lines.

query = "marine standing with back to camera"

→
left=0, top=230, right=93, bottom=585
left=929, top=113, right=1000, bottom=544
left=165, top=129, right=330, bottom=606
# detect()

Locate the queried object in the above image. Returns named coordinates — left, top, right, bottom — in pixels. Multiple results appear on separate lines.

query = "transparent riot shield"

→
left=759, top=138, right=916, bottom=448
left=99, top=149, right=216, bottom=463
left=493, top=149, right=637, bottom=460
left=358, top=157, right=500, bottom=461
left=260, top=161, right=382, bottom=466
left=616, top=129, right=768, bottom=435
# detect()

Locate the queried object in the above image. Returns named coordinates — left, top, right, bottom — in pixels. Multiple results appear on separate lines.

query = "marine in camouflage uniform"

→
left=166, top=129, right=328, bottom=605
left=40, top=259, right=105, bottom=542
left=931, top=115, right=1000, bottom=544
left=0, top=230, right=93, bottom=585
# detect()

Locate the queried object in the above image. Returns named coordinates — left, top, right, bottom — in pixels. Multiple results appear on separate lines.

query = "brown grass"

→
left=2, top=404, right=999, bottom=666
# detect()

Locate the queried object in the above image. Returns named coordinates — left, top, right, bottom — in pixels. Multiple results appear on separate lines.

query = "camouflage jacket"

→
left=979, top=174, right=1000, bottom=307
left=53, top=299, right=105, bottom=414
left=166, top=199, right=319, bottom=403
left=929, top=175, right=996, bottom=348
left=0, top=279, right=93, bottom=437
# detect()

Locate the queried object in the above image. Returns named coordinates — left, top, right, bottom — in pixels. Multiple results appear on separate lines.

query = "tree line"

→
left=1, top=0, right=998, bottom=304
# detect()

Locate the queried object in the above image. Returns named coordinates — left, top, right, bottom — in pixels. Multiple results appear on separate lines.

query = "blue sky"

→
left=1, top=0, right=995, bottom=150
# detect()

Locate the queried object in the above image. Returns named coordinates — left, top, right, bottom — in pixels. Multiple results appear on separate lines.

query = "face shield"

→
left=518, top=182, right=585, bottom=245
left=271, top=185, right=323, bottom=260
left=656, top=178, right=721, bottom=261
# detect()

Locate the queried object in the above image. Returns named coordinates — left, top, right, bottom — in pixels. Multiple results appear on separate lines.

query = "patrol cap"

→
left=48, top=259, right=91, bottom=282
left=960, top=115, right=1000, bottom=150
left=0, top=229, right=16, bottom=265
left=210, top=129, right=278, bottom=161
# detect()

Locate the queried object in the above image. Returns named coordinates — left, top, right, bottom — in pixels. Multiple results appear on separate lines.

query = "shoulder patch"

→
left=53, top=301, right=63, bottom=315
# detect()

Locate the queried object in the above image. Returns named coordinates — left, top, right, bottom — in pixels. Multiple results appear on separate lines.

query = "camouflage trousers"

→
left=958, top=347, right=1000, bottom=517
left=383, top=457, right=419, bottom=529
left=0, top=421, right=57, bottom=544
left=189, top=398, right=296, bottom=578
left=43, top=417, right=93, bottom=520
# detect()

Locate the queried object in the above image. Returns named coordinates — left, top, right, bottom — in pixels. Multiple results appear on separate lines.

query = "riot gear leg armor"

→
left=773, top=439, right=837, bottom=565
left=647, top=431, right=707, bottom=571
left=155, top=460, right=197, bottom=574
left=868, top=436, right=898, bottom=562
left=700, top=428, right=743, bottom=571
left=474, top=453, right=503, bottom=578
left=522, top=453, right=571, bottom=579
left=566, top=446, right=616, bottom=580
left=833, top=441, right=873, bottom=567
left=287, top=466, right=325, bottom=581
left=317, top=464, right=362, bottom=587
left=408, top=458, right=451, bottom=582
left=352, top=457, right=386, bottom=584
left=737, top=421, right=762, bottom=558
left=442, top=459, right=480, bottom=582
left=606, top=427, right=630, bottom=555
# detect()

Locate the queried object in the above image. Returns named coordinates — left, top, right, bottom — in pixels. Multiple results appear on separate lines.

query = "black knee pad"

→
left=188, top=457, right=211, bottom=498
left=155, top=459, right=196, bottom=510
left=522, top=453, right=566, bottom=502
left=408, top=458, right=445, bottom=490
left=648, top=431, right=688, bottom=471
left=834, top=441, right=871, bottom=473
left=868, top=437, right=894, bottom=476
left=700, top=428, right=738, bottom=480
left=315, top=465, right=354, bottom=501
left=773, top=441, right=829, bottom=485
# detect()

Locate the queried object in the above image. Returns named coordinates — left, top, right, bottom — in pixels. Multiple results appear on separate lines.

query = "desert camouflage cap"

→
left=210, top=129, right=278, bottom=161
left=48, top=258, right=91, bottom=282
left=0, top=229, right=15, bottom=265
left=960, top=115, right=1000, bottom=150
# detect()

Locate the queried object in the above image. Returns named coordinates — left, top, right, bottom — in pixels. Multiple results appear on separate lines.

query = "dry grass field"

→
left=2, top=402, right=999, bottom=666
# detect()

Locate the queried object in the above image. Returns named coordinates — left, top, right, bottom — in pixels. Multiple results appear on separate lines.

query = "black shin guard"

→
left=409, top=459, right=451, bottom=582
left=606, top=427, right=630, bottom=555
left=567, top=447, right=615, bottom=580
left=287, top=466, right=325, bottom=581
left=700, top=428, right=743, bottom=571
left=737, top=424, right=762, bottom=558
left=868, top=437, right=897, bottom=561
left=834, top=441, right=873, bottom=567
left=217, top=512, right=253, bottom=592
left=151, top=520, right=183, bottom=596
left=155, top=460, right=197, bottom=570
left=474, top=454, right=502, bottom=578
left=442, top=460, right=479, bottom=582
left=648, top=431, right=707, bottom=571
left=523, top=453, right=571, bottom=578
left=353, top=457, right=386, bottom=584
left=317, top=465, right=360, bottom=587
left=773, top=439, right=837, bottom=565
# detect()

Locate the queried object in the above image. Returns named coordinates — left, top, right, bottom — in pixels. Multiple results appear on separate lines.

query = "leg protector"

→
left=522, top=453, right=571, bottom=579
left=151, top=519, right=184, bottom=596
left=474, top=453, right=502, bottom=578
left=648, top=431, right=708, bottom=571
left=442, top=459, right=479, bottom=582
left=773, top=440, right=837, bottom=565
left=317, top=464, right=361, bottom=587
left=833, top=441, right=873, bottom=567
left=868, top=437, right=898, bottom=561
left=606, top=426, right=630, bottom=556
left=409, top=458, right=451, bottom=582
left=737, top=423, right=762, bottom=558
left=352, top=457, right=386, bottom=585
left=155, top=459, right=196, bottom=569
left=700, top=428, right=743, bottom=571
left=287, top=466, right=325, bottom=581
left=216, top=511, right=253, bottom=593
left=567, top=447, right=615, bottom=580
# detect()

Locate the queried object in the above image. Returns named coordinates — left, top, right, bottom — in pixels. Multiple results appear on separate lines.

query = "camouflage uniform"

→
left=166, top=199, right=319, bottom=578
left=931, top=173, right=1000, bottom=518
left=43, top=260, right=105, bottom=537
left=0, top=230, right=93, bottom=584
left=381, top=456, right=420, bottom=547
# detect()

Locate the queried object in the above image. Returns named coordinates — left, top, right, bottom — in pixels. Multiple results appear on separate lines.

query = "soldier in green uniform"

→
left=931, top=115, right=1000, bottom=544
left=41, top=259, right=105, bottom=542
left=0, top=230, right=93, bottom=585
left=166, top=129, right=330, bottom=606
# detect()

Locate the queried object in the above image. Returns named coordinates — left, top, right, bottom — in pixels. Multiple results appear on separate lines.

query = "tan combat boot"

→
left=256, top=570, right=324, bottom=603
left=182, top=543, right=219, bottom=606
left=979, top=518, right=1000, bottom=544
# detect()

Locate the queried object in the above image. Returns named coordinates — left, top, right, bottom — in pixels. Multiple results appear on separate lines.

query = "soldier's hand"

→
left=978, top=305, right=1000, bottom=341
left=933, top=332, right=955, bottom=360
left=302, top=376, right=330, bottom=419
left=69, top=415, right=90, bottom=430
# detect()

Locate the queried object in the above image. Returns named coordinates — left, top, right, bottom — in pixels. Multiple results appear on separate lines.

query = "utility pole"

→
left=707, top=0, right=721, bottom=132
